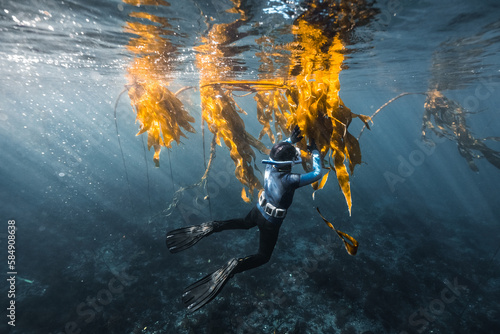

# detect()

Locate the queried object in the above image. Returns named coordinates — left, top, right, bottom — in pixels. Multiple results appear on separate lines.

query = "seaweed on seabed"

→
left=423, top=89, right=500, bottom=171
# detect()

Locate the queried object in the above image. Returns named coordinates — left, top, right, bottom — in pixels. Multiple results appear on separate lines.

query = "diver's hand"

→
left=307, top=138, right=318, bottom=153
left=290, top=125, right=303, bottom=144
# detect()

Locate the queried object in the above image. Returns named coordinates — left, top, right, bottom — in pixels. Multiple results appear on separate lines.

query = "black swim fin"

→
left=166, top=222, right=214, bottom=253
left=182, top=258, right=239, bottom=312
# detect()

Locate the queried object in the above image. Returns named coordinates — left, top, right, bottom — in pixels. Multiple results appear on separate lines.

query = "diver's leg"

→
left=181, top=211, right=279, bottom=312
left=212, top=206, right=259, bottom=232
left=234, top=215, right=280, bottom=274
left=166, top=207, right=259, bottom=253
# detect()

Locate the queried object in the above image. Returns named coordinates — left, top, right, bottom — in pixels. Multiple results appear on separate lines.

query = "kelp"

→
left=195, top=2, right=267, bottom=202
left=357, top=89, right=500, bottom=172
left=421, top=33, right=500, bottom=171
left=357, top=92, right=426, bottom=140
left=254, top=89, right=290, bottom=143
left=199, top=84, right=265, bottom=201
left=156, top=134, right=218, bottom=219
left=253, top=36, right=291, bottom=144
left=124, top=2, right=195, bottom=167
left=317, top=207, right=358, bottom=256
left=123, top=0, right=169, bottom=6
left=121, top=0, right=379, bottom=213
left=282, top=20, right=371, bottom=214
left=297, top=0, right=379, bottom=41
left=120, top=0, right=499, bottom=221
left=423, top=90, right=500, bottom=171
left=127, top=82, right=195, bottom=167
left=194, top=2, right=375, bottom=212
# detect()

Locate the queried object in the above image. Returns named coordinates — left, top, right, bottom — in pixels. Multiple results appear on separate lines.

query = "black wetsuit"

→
left=213, top=145, right=321, bottom=274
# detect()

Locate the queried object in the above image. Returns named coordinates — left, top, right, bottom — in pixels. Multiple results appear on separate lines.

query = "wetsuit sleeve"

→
left=298, top=150, right=322, bottom=187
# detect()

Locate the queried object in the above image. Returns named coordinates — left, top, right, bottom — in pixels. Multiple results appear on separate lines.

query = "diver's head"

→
left=270, top=142, right=296, bottom=162
left=265, top=141, right=302, bottom=171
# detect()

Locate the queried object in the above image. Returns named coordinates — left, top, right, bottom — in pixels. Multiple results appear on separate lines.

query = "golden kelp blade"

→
left=123, top=0, right=169, bottom=5
left=316, top=207, right=358, bottom=256
left=333, top=150, right=352, bottom=215
left=125, top=4, right=195, bottom=167
left=335, top=230, right=358, bottom=256
left=198, top=85, right=263, bottom=198
left=127, top=81, right=195, bottom=167
left=241, top=187, right=251, bottom=203
left=283, top=20, right=364, bottom=214
left=195, top=1, right=267, bottom=201
left=312, top=169, right=329, bottom=200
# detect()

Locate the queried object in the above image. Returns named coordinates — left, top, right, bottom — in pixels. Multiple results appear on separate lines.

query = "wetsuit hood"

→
left=262, top=142, right=302, bottom=166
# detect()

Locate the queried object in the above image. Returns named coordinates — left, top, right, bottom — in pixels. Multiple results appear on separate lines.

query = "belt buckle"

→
left=275, top=209, right=286, bottom=218
left=264, top=204, right=274, bottom=216
left=262, top=199, right=286, bottom=219
left=259, top=193, right=266, bottom=207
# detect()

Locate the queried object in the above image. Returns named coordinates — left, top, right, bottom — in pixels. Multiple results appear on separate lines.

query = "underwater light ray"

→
left=141, top=135, right=153, bottom=217
left=113, top=87, right=133, bottom=204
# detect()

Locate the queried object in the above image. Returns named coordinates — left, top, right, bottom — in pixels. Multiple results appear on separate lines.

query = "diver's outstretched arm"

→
left=298, top=139, right=322, bottom=187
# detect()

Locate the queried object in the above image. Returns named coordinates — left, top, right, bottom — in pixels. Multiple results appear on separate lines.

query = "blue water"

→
left=1, top=0, right=500, bottom=333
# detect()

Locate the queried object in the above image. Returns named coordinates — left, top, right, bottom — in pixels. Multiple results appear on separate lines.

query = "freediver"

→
left=166, top=125, right=322, bottom=312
